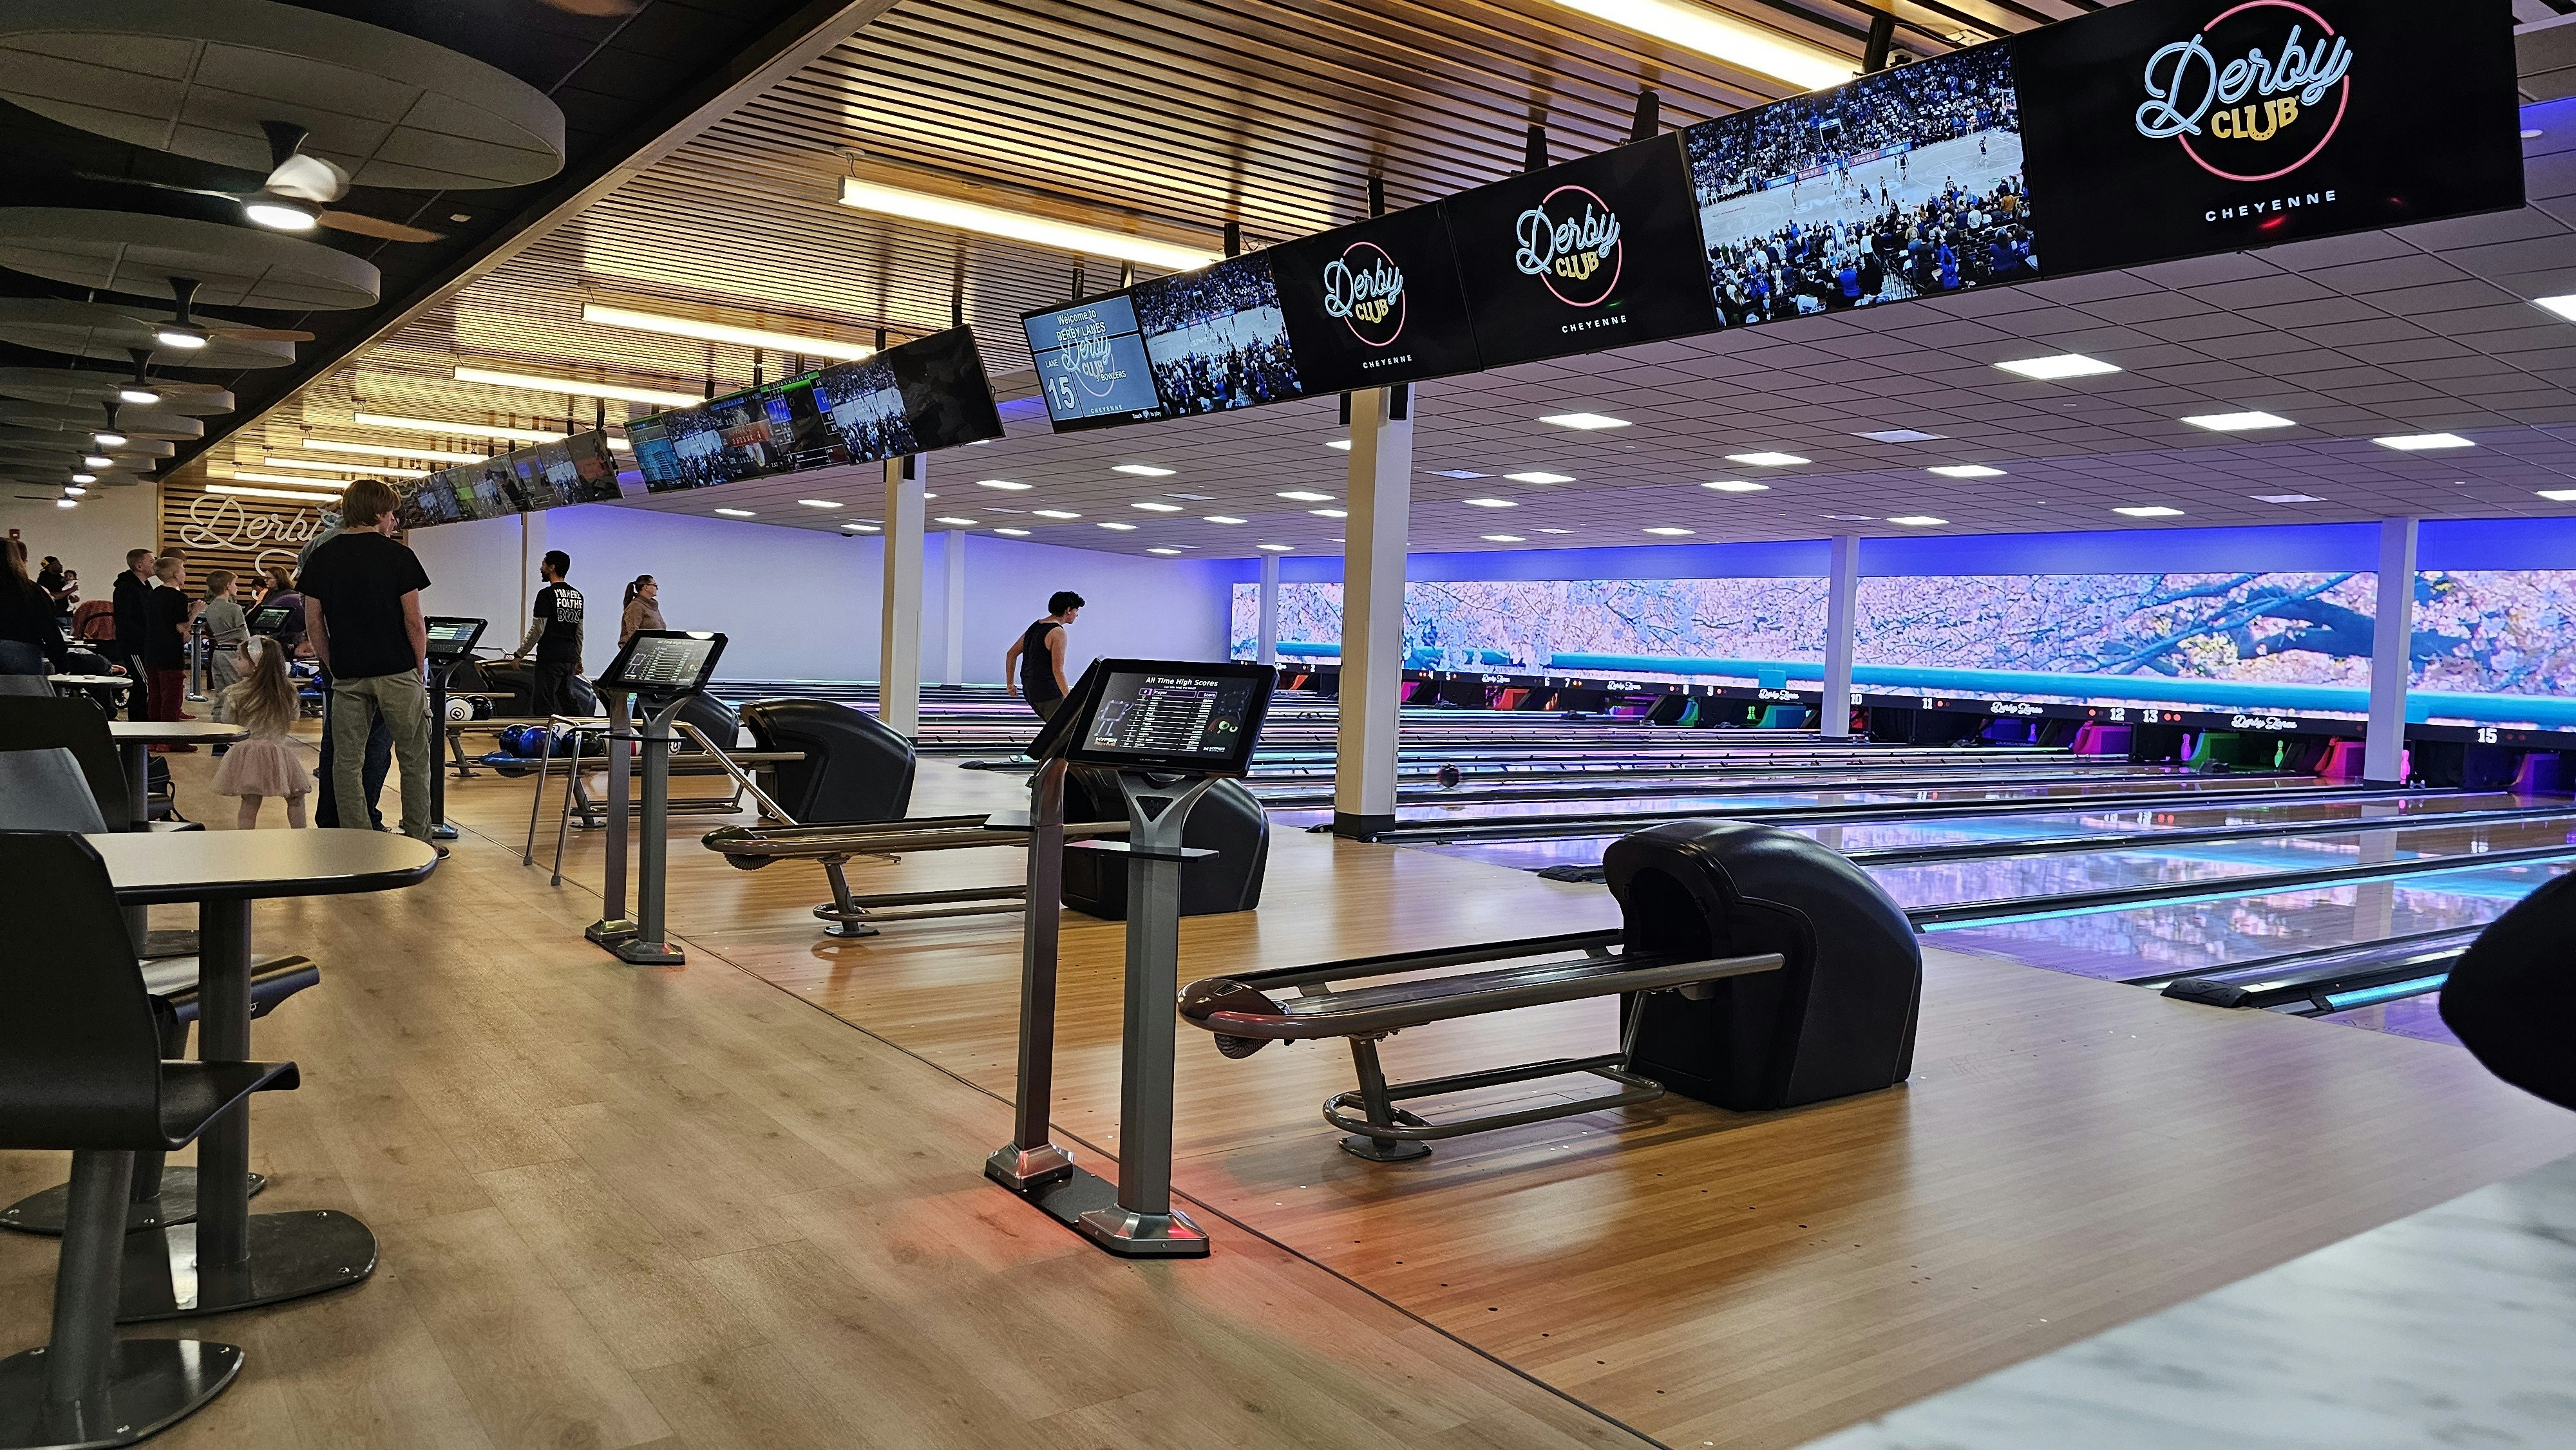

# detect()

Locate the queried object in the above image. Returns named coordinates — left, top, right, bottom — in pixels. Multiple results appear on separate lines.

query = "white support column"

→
left=1821, top=532, right=1861, bottom=739
left=2364, top=515, right=2419, bottom=784
left=1256, top=551, right=1280, bottom=666
left=1334, top=386, right=1412, bottom=836
left=942, top=528, right=966, bottom=686
left=880, top=455, right=925, bottom=738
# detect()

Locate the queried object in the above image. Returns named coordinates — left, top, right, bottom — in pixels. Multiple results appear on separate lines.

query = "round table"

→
left=86, top=829, right=437, bottom=1321
left=106, top=720, right=248, bottom=957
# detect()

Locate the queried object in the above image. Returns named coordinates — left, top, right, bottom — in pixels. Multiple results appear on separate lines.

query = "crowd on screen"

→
left=1134, top=263, right=1305, bottom=415
left=1707, top=176, right=2036, bottom=324
left=1689, top=46, right=2020, bottom=199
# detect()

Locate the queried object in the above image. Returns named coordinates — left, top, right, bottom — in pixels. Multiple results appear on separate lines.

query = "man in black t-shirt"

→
left=1003, top=590, right=1084, bottom=721
left=111, top=547, right=155, bottom=720
left=511, top=550, right=585, bottom=719
left=299, top=478, right=439, bottom=845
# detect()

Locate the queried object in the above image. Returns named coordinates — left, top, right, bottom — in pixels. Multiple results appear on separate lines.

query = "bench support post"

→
left=1340, top=1037, right=1431, bottom=1162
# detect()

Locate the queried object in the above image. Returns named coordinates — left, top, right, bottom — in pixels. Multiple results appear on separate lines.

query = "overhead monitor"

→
left=423, top=616, right=487, bottom=661
left=1065, top=659, right=1274, bottom=777
left=808, top=326, right=1007, bottom=463
left=1023, top=294, right=1167, bottom=431
left=1132, top=252, right=1308, bottom=416
left=599, top=630, right=727, bottom=696
left=1443, top=135, right=1719, bottom=369
left=1270, top=203, right=1482, bottom=392
left=1685, top=39, right=2038, bottom=330
left=2016, top=0, right=2519, bottom=276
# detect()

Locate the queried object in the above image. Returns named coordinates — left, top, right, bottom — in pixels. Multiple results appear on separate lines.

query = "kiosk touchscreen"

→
left=1063, top=659, right=1272, bottom=777
left=424, top=616, right=487, bottom=661
left=247, top=603, right=296, bottom=636
left=600, top=630, right=726, bottom=696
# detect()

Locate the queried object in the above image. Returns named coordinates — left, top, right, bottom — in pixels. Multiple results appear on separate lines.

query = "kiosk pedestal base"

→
left=612, top=937, right=684, bottom=966
left=982, top=1143, right=1075, bottom=1192
left=585, top=918, right=639, bottom=947
left=1077, top=1203, right=1209, bottom=1258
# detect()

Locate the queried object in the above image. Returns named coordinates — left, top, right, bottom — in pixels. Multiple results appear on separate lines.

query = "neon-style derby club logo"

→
left=2134, top=0, right=2353, bottom=183
left=1321, top=241, right=1408, bottom=347
left=1513, top=185, right=1624, bottom=307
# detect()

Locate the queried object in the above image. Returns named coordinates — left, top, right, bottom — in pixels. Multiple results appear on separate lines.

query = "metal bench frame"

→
left=704, top=812, right=1129, bottom=937
left=1183, top=929, right=1785, bottom=1160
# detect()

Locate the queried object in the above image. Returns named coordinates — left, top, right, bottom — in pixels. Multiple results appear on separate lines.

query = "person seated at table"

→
left=213, top=636, right=314, bottom=830
left=0, top=538, right=70, bottom=675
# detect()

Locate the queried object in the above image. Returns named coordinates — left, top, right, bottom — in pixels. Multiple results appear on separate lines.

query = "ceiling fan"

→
left=81, top=122, right=448, bottom=244
left=148, top=279, right=314, bottom=352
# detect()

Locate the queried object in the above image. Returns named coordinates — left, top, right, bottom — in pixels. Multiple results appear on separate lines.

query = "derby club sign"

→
left=159, top=480, right=336, bottom=585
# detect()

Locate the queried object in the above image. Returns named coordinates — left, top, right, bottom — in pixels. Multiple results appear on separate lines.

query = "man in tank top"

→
left=1003, top=590, right=1084, bottom=720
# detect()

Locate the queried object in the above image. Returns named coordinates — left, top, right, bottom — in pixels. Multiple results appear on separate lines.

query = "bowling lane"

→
left=1416, top=790, right=2538, bottom=872
left=1265, top=770, right=2316, bottom=831
left=1926, top=856, right=2574, bottom=984
left=1866, top=814, right=2576, bottom=912
left=2312, top=992, right=2463, bottom=1046
left=1247, top=760, right=2210, bottom=807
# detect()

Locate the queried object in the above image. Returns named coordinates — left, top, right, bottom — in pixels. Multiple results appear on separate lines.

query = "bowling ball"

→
left=1437, top=763, right=1463, bottom=789
left=444, top=697, right=473, bottom=724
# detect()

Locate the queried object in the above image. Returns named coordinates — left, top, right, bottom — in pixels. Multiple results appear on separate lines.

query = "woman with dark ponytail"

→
left=619, top=574, right=662, bottom=645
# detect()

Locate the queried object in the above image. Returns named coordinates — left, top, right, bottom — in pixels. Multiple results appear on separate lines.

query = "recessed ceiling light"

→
left=2113, top=505, right=2184, bottom=517
left=1995, top=353, right=2121, bottom=381
left=1854, top=428, right=1945, bottom=443
left=1823, top=514, right=1877, bottom=522
left=1886, top=514, right=1949, bottom=526
left=1133, top=501, right=1184, bottom=512
left=836, top=176, right=1218, bottom=270
left=1927, top=464, right=2004, bottom=478
left=1203, top=515, right=1246, bottom=524
left=1032, top=508, right=1081, bottom=519
left=1502, top=472, right=1572, bottom=485
left=2374, top=433, right=2474, bottom=451
left=1112, top=464, right=1175, bottom=476
left=1278, top=490, right=1334, bottom=502
left=2537, top=296, right=2576, bottom=322
left=841, top=522, right=879, bottom=532
left=934, top=516, right=978, bottom=525
left=1326, top=439, right=1352, bottom=451
left=797, top=498, right=843, bottom=509
left=1725, top=451, right=1810, bottom=467
left=1431, top=469, right=1488, bottom=480
left=453, top=366, right=701, bottom=409
left=993, top=527, right=1031, bottom=536
left=582, top=303, right=873, bottom=362
left=2181, top=410, right=2295, bottom=431
left=1166, top=491, right=1213, bottom=500
left=1536, top=527, right=1575, bottom=534
left=1148, top=547, right=1183, bottom=555
left=1481, top=534, right=1526, bottom=542
left=1642, top=526, right=1696, bottom=536
left=976, top=478, right=1032, bottom=490
left=1097, top=520, right=1137, bottom=530
left=2253, top=493, right=2325, bottom=504
left=1703, top=480, right=1769, bottom=493
left=1463, top=497, right=1519, bottom=508
left=1309, top=507, right=1347, bottom=518
left=2539, top=488, right=2576, bottom=502
left=1256, top=542, right=1294, bottom=551
left=1539, top=412, right=1630, bottom=430
left=714, top=507, right=756, bottom=518
left=921, top=493, right=938, bottom=499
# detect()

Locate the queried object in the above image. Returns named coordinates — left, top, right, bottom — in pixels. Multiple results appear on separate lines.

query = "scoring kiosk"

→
left=987, top=659, right=1273, bottom=1258
left=587, top=630, right=728, bottom=966
left=421, top=616, right=486, bottom=841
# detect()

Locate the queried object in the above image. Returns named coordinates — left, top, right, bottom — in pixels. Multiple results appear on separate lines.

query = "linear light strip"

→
left=582, top=303, right=875, bottom=362
left=453, top=366, right=703, bottom=410
left=1542, top=0, right=1853, bottom=90
left=837, top=177, right=1219, bottom=271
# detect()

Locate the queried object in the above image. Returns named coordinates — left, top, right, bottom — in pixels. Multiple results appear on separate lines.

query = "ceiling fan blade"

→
left=201, top=323, right=316, bottom=343
left=267, top=153, right=350, bottom=205
left=317, top=210, right=447, bottom=243
left=71, top=171, right=247, bottom=203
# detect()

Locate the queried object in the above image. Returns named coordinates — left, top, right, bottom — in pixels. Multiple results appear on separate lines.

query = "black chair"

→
left=674, top=692, right=739, bottom=751
left=1060, top=767, right=1269, bottom=921
left=0, top=749, right=318, bottom=1239
left=0, top=832, right=298, bottom=1447
left=739, top=699, right=914, bottom=824
left=2441, top=873, right=2576, bottom=1112
left=0, top=696, right=137, bottom=830
left=0, top=674, right=48, bottom=697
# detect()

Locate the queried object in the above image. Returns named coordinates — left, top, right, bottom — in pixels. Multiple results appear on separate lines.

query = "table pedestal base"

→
left=1, top=1171, right=266, bottom=1238
left=137, top=930, right=196, bottom=961
left=115, top=1212, right=375, bottom=1323
left=0, top=1340, right=241, bottom=1449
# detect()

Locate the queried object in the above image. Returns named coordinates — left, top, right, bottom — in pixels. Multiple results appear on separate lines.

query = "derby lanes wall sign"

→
left=161, top=481, right=334, bottom=583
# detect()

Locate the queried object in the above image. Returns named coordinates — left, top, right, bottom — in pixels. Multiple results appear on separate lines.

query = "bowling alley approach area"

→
left=15, top=1, right=2576, bottom=1447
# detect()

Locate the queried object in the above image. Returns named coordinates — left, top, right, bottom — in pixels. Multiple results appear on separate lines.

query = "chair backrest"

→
left=0, top=695, right=128, bottom=824
left=739, top=699, right=914, bottom=824
left=0, top=832, right=169, bottom=1150
left=0, top=673, right=50, bottom=696
left=0, top=748, right=113, bottom=832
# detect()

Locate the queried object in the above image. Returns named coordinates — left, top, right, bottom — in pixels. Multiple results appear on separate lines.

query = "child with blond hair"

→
left=211, top=636, right=314, bottom=828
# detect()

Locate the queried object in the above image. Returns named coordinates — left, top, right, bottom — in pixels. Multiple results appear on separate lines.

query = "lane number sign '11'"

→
left=2015, top=0, right=2521, bottom=273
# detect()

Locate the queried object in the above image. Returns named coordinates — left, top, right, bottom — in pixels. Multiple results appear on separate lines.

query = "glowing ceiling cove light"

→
left=1539, top=0, right=1853, bottom=89
left=453, top=366, right=701, bottom=409
left=837, top=176, right=1219, bottom=270
left=582, top=303, right=873, bottom=361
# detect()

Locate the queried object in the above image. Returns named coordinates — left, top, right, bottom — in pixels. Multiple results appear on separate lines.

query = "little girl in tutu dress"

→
left=213, top=636, right=313, bottom=829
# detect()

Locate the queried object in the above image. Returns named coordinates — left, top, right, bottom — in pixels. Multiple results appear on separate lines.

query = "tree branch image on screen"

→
left=1445, top=137, right=1718, bottom=368
left=1686, top=42, right=2036, bottom=328
left=2013, top=0, right=2521, bottom=273
left=1025, top=295, right=1166, bottom=431
left=1133, top=253, right=1306, bottom=415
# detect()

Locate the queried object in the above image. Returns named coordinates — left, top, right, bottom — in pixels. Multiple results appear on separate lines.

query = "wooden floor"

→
left=6, top=741, right=2572, bottom=1450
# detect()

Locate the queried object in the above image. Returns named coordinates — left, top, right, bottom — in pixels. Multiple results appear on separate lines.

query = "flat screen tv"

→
left=1023, top=294, right=1166, bottom=431
left=1131, top=252, right=1307, bottom=415
left=1269, top=203, right=1482, bottom=393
